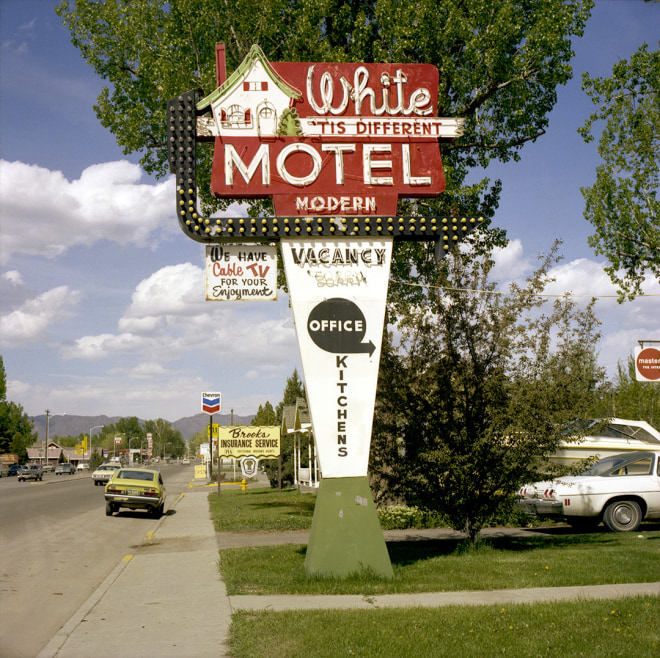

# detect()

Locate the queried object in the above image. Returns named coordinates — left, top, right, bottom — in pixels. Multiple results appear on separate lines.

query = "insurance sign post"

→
left=169, top=43, right=481, bottom=578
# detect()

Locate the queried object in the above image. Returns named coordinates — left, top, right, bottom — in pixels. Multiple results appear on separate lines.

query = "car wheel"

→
left=105, top=502, right=114, bottom=516
left=603, top=499, right=642, bottom=532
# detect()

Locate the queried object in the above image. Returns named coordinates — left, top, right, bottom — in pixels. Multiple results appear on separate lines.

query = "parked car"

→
left=517, top=450, right=660, bottom=532
left=92, top=463, right=121, bottom=486
left=77, top=462, right=90, bottom=471
left=42, top=463, right=55, bottom=473
left=7, top=464, right=21, bottom=476
left=55, top=463, right=76, bottom=475
left=104, top=468, right=166, bottom=518
left=18, top=464, right=44, bottom=482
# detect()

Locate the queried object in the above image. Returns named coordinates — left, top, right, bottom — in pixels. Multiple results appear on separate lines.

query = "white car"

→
left=92, top=463, right=121, bottom=486
left=517, top=450, right=660, bottom=532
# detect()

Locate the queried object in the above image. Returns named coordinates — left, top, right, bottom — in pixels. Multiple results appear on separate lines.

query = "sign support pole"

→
left=208, top=414, right=213, bottom=482
left=282, top=238, right=394, bottom=579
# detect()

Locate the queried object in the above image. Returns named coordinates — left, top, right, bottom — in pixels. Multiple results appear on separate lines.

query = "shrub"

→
left=377, top=505, right=425, bottom=530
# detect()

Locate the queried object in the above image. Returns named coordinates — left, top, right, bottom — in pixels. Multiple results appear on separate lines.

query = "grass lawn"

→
left=220, top=531, right=660, bottom=595
left=211, top=489, right=660, bottom=656
left=209, top=487, right=316, bottom=531
left=230, top=597, right=659, bottom=657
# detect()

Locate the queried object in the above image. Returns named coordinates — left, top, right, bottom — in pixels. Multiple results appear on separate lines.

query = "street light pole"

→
left=44, top=410, right=66, bottom=466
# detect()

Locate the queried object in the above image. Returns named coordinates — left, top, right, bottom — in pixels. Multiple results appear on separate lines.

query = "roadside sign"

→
left=202, top=392, right=222, bottom=414
left=216, top=426, right=280, bottom=459
left=635, top=346, right=660, bottom=382
left=206, top=244, right=277, bottom=301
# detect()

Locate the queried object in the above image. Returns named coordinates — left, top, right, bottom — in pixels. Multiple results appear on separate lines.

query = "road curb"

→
left=36, top=486, right=188, bottom=658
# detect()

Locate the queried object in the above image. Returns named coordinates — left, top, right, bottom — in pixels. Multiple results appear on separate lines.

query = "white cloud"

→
left=121, top=262, right=206, bottom=323
left=61, top=331, right=185, bottom=362
left=490, top=239, right=532, bottom=281
left=543, top=258, right=619, bottom=298
left=2, top=270, right=23, bottom=285
left=58, top=258, right=299, bottom=383
left=0, top=285, right=83, bottom=347
left=129, top=362, right=171, bottom=378
left=0, top=159, right=176, bottom=264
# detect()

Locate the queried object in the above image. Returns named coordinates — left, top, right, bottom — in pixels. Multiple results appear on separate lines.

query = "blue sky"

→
left=1, top=0, right=659, bottom=422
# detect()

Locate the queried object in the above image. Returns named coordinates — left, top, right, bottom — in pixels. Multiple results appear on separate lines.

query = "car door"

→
left=606, top=454, right=660, bottom=516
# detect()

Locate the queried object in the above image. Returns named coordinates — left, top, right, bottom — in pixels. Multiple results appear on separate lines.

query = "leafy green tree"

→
left=274, top=369, right=306, bottom=421
left=370, top=238, right=605, bottom=543
left=103, top=416, right=144, bottom=459
left=188, top=427, right=207, bottom=459
left=579, top=42, right=660, bottom=299
left=0, top=356, right=37, bottom=461
left=56, top=0, right=593, bottom=253
left=144, top=418, right=185, bottom=459
left=251, top=402, right=278, bottom=426
left=263, top=370, right=307, bottom=488
left=602, top=354, right=660, bottom=428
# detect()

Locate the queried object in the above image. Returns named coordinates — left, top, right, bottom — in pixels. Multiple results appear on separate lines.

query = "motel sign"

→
left=194, top=45, right=462, bottom=216
left=168, top=44, right=481, bottom=579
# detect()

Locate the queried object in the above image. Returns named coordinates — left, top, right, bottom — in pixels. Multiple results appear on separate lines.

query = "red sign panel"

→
left=197, top=46, right=462, bottom=216
left=636, top=347, right=660, bottom=381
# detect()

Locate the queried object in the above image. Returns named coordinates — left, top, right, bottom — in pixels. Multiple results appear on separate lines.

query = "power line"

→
left=390, top=278, right=660, bottom=299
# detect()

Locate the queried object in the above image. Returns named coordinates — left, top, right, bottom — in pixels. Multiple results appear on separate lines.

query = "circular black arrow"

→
left=307, top=298, right=375, bottom=356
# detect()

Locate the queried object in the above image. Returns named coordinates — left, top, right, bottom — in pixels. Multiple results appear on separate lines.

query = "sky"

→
left=1, top=0, right=659, bottom=423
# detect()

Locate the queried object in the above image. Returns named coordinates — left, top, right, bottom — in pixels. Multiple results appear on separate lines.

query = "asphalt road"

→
left=0, top=463, right=193, bottom=658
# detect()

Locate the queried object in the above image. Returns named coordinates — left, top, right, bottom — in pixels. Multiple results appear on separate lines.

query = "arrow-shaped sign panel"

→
left=282, top=237, right=392, bottom=478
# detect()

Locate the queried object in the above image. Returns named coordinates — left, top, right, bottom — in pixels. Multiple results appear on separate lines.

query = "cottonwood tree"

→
left=0, top=355, right=37, bottom=460
left=370, top=237, right=605, bottom=543
left=144, top=418, right=186, bottom=459
left=56, top=0, right=593, bottom=255
left=579, top=42, right=660, bottom=299
left=598, top=354, right=660, bottom=428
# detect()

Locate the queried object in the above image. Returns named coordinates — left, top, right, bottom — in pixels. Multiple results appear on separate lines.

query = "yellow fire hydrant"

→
left=240, top=478, right=248, bottom=492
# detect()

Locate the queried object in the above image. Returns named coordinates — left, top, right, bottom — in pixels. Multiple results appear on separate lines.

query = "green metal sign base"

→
left=304, top=476, right=393, bottom=579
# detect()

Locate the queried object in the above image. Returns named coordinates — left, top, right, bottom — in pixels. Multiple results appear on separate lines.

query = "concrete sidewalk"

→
left=38, top=487, right=232, bottom=658
left=39, top=484, right=660, bottom=657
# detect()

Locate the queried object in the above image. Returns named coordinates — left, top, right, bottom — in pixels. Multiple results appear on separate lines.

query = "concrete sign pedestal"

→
left=305, top=476, right=393, bottom=579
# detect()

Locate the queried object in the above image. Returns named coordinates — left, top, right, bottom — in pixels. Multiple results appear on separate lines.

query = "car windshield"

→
left=582, top=453, right=654, bottom=476
left=117, top=470, right=155, bottom=482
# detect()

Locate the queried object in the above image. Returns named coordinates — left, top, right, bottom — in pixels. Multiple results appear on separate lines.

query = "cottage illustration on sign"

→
left=197, top=45, right=302, bottom=138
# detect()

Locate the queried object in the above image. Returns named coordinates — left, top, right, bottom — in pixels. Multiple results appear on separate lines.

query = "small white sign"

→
left=240, top=456, right=260, bottom=478
left=206, top=244, right=277, bottom=301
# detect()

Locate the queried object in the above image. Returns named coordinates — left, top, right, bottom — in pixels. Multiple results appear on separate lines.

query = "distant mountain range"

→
left=29, top=412, right=256, bottom=442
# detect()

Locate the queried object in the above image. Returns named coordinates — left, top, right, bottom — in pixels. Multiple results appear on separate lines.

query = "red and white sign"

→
left=282, top=237, right=392, bottom=477
left=202, top=392, right=222, bottom=414
left=635, top=346, right=660, bottom=382
left=197, top=45, right=462, bottom=216
left=114, top=437, right=122, bottom=445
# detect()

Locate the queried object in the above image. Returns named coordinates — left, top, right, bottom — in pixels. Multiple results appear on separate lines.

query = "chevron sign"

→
left=202, top=392, right=222, bottom=415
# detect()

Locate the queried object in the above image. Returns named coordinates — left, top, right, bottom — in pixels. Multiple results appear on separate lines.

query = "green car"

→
left=104, top=468, right=166, bottom=518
